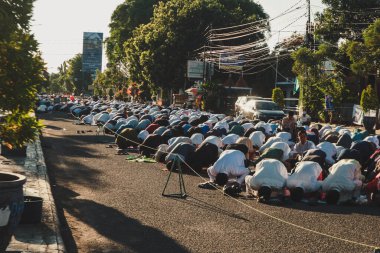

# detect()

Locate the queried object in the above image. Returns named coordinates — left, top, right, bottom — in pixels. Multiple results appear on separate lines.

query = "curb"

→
left=33, top=138, right=66, bottom=253
left=6, top=137, right=66, bottom=253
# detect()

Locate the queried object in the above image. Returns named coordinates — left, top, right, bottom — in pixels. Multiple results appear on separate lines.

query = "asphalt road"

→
left=40, top=112, right=380, bottom=253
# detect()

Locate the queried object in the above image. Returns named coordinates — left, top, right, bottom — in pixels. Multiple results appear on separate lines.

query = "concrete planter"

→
left=0, top=172, right=26, bottom=252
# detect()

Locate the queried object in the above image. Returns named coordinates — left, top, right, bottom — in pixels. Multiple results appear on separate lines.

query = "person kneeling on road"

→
left=165, top=142, right=195, bottom=171
left=321, top=159, right=363, bottom=205
left=287, top=161, right=323, bottom=202
left=245, top=159, right=288, bottom=203
left=199, top=149, right=249, bottom=190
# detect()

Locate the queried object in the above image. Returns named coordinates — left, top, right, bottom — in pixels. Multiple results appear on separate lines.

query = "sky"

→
left=31, top=0, right=325, bottom=73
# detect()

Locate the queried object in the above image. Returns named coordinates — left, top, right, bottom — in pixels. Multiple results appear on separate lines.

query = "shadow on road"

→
left=279, top=201, right=380, bottom=217
left=172, top=195, right=250, bottom=222
left=41, top=133, right=113, bottom=189
left=58, top=186, right=189, bottom=253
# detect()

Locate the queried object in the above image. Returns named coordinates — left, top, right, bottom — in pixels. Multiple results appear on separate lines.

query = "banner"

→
left=219, top=54, right=243, bottom=71
left=352, top=104, right=363, bottom=125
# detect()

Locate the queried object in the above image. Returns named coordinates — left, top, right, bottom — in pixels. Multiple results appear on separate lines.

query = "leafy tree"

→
left=315, top=0, right=380, bottom=43
left=57, top=62, right=74, bottom=93
left=93, top=70, right=106, bottom=96
left=49, top=54, right=88, bottom=95
left=125, top=0, right=267, bottom=92
left=92, top=67, right=127, bottom=95
left=0, top=0, right=45, bottom=148
left=292, top=47, right=324, bottom=118
left=67, top=54, right=83, bottom=94
left=348, top=19, right=380, bottom=122
left=48, top=73, right=67, bottom=94
left=105, top=0, right=162, bottom=65
left=272, top=88, right=285, bottom=108
left=347, top=19, right=380, bottom=80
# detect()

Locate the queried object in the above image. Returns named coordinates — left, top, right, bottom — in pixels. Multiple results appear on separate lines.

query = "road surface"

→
left=40, top=112, right=380, bottom=253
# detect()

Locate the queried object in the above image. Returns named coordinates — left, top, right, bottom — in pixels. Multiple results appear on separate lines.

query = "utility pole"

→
left=274, top=31, right=281, bottom=87
left=203, top=44, right=206, bottom=84
left=306, top=0, right=311, bottom=49
left=301, top=0, right=312, bottom=116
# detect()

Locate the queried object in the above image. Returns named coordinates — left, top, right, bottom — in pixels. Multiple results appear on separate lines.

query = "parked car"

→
left=234, top=96, right=269, bottom=116
left=240, top=99, right=285, bottom=122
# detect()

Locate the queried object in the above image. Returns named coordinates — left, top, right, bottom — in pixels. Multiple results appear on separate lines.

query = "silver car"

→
left=240, top=100, right=285, bottom=122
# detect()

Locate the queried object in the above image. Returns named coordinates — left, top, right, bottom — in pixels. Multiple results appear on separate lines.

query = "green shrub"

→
left=360, top=85, right=379, bottom=113
left=0, top=112, right=43, bottom=149
left=272, top=87, right=285, bottom=108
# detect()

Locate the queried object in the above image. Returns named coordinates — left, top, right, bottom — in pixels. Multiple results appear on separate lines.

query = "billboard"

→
left=187, top=60, right=204, bottom=79
left=82, top=32, right=103, bottom=90
left=219, top=54, right=244, bottom=71
left=187, top=60, right=213, bottom=79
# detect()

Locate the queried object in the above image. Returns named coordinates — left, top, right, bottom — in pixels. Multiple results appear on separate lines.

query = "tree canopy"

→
left=0, top=0, right=45, bottom=148
left=316, top=0, right=380, bottom=43
left=124, top=0, right=267, bottom=90
left=105, top=0, right=162, bottom=65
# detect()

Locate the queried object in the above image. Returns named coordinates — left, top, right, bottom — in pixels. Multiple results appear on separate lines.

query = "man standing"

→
left=281, top=111, right=296, bottom=139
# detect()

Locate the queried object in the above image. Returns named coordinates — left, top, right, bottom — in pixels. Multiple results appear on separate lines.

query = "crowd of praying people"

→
left=73, top=100, right=380, bottom=206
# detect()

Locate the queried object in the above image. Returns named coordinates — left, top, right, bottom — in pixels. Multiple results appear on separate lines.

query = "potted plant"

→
left=360, top=85, right=379, bottom=133
left=0, top=112, right=42, bottom=157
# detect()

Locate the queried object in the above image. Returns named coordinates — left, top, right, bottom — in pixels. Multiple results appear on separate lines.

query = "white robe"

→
left=287, top=161, right=322, bottom=192
left=191, top=133, right=204, bottom=146
left=259, top=137, right=283, bottom=153
left=222, top=134, right=240, bottom=146
left=249, top=131, right=266, bottom=148
left=317, top=142, right=337, bottom=165
left=167, top=137, right=192, bottom=152
left=213, top=121, right=229, bottom=132
left=246, top=158, right=288, bottom=190
left=269, top=141, right=291, bottom=161
left=322, top=159, right=362, bottom=202
left=202, top=136, right=223, bottom=148
left=207, top=150, right=249, bottom=185
left=241, top=123, right=254, bottom=131
left=276, top=132, right=292, bottom=142
left=255, top=122, right=272, bottom=135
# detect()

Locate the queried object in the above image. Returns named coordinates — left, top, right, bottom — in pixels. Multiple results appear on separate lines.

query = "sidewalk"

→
left=1, top=139, right=65, bottom=253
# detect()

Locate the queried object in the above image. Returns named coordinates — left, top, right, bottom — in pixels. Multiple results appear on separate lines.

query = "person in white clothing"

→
left=269, top=141, right=291, bottom=161
left=287, top=161, right=322, bottom=201
left=206, top=149, right=250, bottom=186
left=245, top=159, right=288, bottom=202
left=317, top=141, right=337, bottom=165
left=321, top=159, right=363, bottom=204
left=299, top=111, right=311, bottom=126
left=248, top=131, right=266, bottom=148
left=259, top=136, right=283, bottom=153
